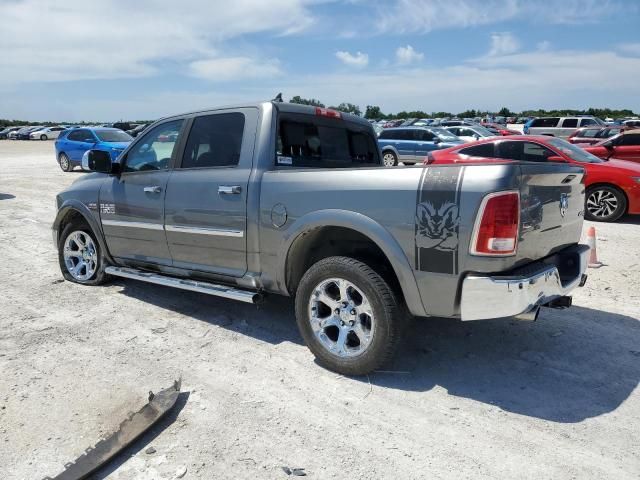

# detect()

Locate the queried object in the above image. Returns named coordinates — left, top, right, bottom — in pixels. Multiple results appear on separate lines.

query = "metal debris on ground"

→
left=43, top=379, right=182, bottom=480
left=282, top=466, right=307, bottom=476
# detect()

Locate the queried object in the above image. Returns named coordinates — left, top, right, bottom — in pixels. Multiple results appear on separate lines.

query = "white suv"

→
left=525, top=116, right=604, bottom=138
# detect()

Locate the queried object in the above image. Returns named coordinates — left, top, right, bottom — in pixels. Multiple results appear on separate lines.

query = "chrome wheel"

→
left=308, top=278, right=374, bottom=358
left=63, top=231, right=98, bottom=281
left=59, top=154, right=70, bottom=171
left=382, top=152, right=397, bottom=167
left=586, top=189, right=618, bottom=218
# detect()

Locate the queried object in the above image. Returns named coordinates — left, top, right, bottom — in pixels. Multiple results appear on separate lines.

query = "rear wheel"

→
left=58, top=153, right=72, bottom=172
left=585, top=185, right=626, bottom=222
left=382, top=151, right=398, bottom=167
left=58, top=221, right=108, bottom=285
left=295, top=256, right=405, bottom=375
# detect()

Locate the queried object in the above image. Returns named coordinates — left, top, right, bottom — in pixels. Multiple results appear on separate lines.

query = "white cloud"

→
left=335, top=50, right=369, bottom=68
left=375, top=0, right=627, bottom=34
left=618, top=43, right=640, bottom=56
left=488, top=32, right=520, bottom=56
left=0, top=0, right=317, bottom=86
left=395, top=45, right=424, bottom=65
left=537, top=41, right=552, bottom=51
left=189, top=57, right=282, bottom=81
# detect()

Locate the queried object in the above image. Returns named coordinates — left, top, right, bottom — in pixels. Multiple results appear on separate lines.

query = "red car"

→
left=482, top=122, right=521, bottom=136
left=568, top=125, right=631, bottom=145
left=425, top=135, right=640, bottom=222
left=582, top=129, right=640, bottom=163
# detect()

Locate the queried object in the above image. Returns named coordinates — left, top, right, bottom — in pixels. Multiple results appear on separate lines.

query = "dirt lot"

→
left=1, top=140, right=639, bottom=480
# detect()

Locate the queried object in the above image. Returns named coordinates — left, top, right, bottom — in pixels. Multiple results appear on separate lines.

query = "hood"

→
left=587, top=158, right=640, bottom=175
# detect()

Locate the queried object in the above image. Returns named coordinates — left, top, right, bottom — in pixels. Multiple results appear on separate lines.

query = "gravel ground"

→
left=0, top=140, right=639, bottom=480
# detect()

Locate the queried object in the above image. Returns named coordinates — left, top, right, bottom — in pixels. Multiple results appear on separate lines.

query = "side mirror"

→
left=433, top=137, right=441, bottom=144
left=84, top=149, right=113, bottom=173
left=546, top=155, right=565, bottom=162
left=473, top=134, right=480, bottom=140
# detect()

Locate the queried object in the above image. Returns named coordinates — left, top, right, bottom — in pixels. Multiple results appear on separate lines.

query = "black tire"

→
left=382, top=150, right=398, bottom=167
left=295, top=256, right=405, bottom=375
left=58, top=220, right=109, bottom=285
left=58, top=153, right=72, bottom=172
left=585, top=185, right=626, bottom=222
left=40, top=134, right=47, bottom=140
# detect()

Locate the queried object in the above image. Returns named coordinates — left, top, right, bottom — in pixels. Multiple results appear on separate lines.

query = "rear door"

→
left=100, top=118, right=185, bottom=265
left=163, top=109, right=257, bottom=277
left=558, top=118, right=579, bottom=138
left=414, top=129, right=441, bottom=159
left=66, top=129, right=96, bottom=162
left=395, top=129, right=416, bottom=162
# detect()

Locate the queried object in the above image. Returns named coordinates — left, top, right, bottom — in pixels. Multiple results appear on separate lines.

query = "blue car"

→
left=378, top=126, right=464, bottom=166
left=55, top=127, right=132, bottom=172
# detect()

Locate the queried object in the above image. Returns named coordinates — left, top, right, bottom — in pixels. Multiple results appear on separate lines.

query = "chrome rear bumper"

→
left=460, top=244, right=589, bottom=321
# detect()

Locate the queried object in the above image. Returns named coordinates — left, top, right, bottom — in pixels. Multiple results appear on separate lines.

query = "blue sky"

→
left=1, top=0, right=639, bottom=121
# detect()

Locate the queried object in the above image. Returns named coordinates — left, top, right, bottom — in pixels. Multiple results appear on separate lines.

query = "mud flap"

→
left=44, top=379, right=182, bottom=480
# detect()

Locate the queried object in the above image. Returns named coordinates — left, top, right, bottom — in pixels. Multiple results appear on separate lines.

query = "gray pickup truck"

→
left=53, top=101, right=589, bottom=375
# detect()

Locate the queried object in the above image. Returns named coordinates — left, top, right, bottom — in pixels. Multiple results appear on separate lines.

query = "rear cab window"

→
left=276, top=113, right=380, bottom=168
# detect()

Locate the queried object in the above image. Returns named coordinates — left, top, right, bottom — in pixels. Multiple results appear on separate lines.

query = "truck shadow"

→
left=0, top=193, right=15, bottom=200
left=116, top=282, right=639, bottom=423
left=371, top=306, right=640, bottom=423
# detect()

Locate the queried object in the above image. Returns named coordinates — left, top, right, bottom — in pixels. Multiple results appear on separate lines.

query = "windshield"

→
left=429, top=127, right=459, bottom=141
left=548, top=138, right=604, bottom=163
left=473, top=126, right=495, bottom=137
left=95, top=130, right=133, bottom=142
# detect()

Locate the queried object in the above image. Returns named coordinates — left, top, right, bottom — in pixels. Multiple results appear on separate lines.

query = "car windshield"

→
left=473, top=126, right=495, bottom=136
left=95, top=130, right=133, bottom=142
left=548, top=138, right=604, bottom=163
left=428, top=127, right=459, bottom=141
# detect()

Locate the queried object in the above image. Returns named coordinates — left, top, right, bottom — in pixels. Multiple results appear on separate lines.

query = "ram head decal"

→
left=415, top=201, right=460, bottom=251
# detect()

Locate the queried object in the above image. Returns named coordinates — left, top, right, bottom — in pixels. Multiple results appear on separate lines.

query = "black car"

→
left=17, top=126, right=44, bottom=140
left=126, top=123, right=148, bottom=137
left=112, top=122, right=133, bottom=132
left=0, top=126, right=21, bottom=140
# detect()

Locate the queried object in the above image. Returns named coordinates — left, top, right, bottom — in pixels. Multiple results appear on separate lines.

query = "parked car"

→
left=622, top=120, right=640, bottom=129
left=568, top=125, right=631, bottom=145
left=439, top=120, right=477, bottom=127
left=127, top=123, right=149, bottom=137
left=378, top=126, right=464, bottom=166
left=112, top=122, right=133, bottom=132
left=55, top=127, right=133, bottom=172
left=7, top=126, right=28, bottom=139
left=582, top=129, right=640, bottom=163
left=425, top=135, right=640, bottom=222
left=479, top=122, right=520, bottom=136
left=29, top=126, right=67, bottom=140
left=53, top=101, right=589, bottom=375
left=444, top=125, right=496, bottom=142
left=17, top=126, right=44, bottom=140
left=0, top=126, right=22, bottom=140
left=524, top=116, right=604, bottom=137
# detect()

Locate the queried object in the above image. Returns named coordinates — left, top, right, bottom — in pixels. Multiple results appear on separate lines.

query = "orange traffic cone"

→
left=586, top=226, right=602, bottom=268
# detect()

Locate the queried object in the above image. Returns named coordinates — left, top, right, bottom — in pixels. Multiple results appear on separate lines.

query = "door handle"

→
left=218, top=185, right=242, bottom=195
left=143, top=186, right=162, bottom=193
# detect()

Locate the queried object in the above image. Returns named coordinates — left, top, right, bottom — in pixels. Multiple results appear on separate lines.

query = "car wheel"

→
left=58, top=153, right=72, bottom=172
left=295, top=256, right=405, bottom=375
left=40, top=134, right=47, bottom=140
left=585, top=185, right=627, bottom=222
left=58, top=221, right=108, bottom=285
left=382, top=151, right=398, bottom=167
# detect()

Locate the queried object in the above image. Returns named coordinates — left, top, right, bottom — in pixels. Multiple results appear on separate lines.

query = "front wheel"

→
left=58, top=222, right=108, bottom=285
left=585, top=185, right=626, bottom=222
left=40, top=134, right=47, bottom=140
left=295, top=256, right=405, bottom=375
left=382, top=151, right=398, bottom=167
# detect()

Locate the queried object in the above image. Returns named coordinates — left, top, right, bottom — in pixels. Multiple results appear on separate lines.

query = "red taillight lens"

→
left=471, top=191, right=520, bottom=256
left=315, top=107, right=341, bottom=119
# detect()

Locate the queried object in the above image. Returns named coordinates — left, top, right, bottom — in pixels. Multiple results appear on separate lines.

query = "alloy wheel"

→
left=63, top=231, right=98, bottom=281
left=586, top=189, right=618, bottom=219
left=382, top=152, right=397, bottom=167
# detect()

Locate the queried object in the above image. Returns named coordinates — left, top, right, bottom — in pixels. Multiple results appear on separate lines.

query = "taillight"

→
left=470, top=191, right=520, bottom=256
left=315, top=107, right=341, bottom=119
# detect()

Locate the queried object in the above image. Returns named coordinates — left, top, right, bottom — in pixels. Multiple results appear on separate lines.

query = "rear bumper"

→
left=460, top=244, right=589, bottom=321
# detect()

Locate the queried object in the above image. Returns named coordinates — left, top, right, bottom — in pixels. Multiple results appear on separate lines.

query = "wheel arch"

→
left=279, top=210, right=426, bottom=317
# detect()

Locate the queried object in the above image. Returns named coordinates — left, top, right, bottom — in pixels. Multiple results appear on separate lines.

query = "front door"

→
left=66, top=129, right=97, bottom=162
left=100, top=119, right=185, bottom=265
left=612, top=133, right=640, bottom=162
left=164, top=109, right=257, bottom=277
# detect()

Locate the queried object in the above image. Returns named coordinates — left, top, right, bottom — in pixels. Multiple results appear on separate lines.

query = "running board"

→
left=105, top=266, right=259, bottom=304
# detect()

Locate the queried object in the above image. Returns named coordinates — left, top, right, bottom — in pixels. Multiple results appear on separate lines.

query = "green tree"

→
left=498, top=107, right=512, bottom=116
left=365, top=105, right=384, bottom=119
left=329, top=102, right=361, bottom=116
left=289, top=95, right=325, bottom=107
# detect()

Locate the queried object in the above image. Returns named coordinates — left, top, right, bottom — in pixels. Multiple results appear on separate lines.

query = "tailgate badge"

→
left=559, top=193, right=569, bottom=217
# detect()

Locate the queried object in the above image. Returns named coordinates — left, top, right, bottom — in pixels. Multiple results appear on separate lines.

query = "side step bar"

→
left=105, top=266, right=260, bottom=304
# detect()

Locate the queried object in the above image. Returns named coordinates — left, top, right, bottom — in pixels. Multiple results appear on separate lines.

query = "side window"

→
left=181, top=113, right=245, bottom=169
left=123, top=119, right=183, bottom=173
left=66, top=130, right=84, bottom=141
left=396, top=129, right=412, bottom=141
left=521, top=142, right=557, bottom=162
left=619, top=134, right=640, bottom=146
left=561, top=119, right=578, bottom=128
left=68, top=129, right=94, bottom=142
left=379, top=130, right=395, bottom=140
left=447, top=128, right=460, bottom=136
left=496, top=141, right=524, bottom=161
left=580, top=118, right=596, bottom=127
left=581, top=128, right=600, bottom=138
left=459, top=143, right=495, bottom=157
left=531, top=118, right=560, bottom=128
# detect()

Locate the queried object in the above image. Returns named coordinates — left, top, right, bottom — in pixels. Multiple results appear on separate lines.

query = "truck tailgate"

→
left=516, top=163, right=585, bottom=262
